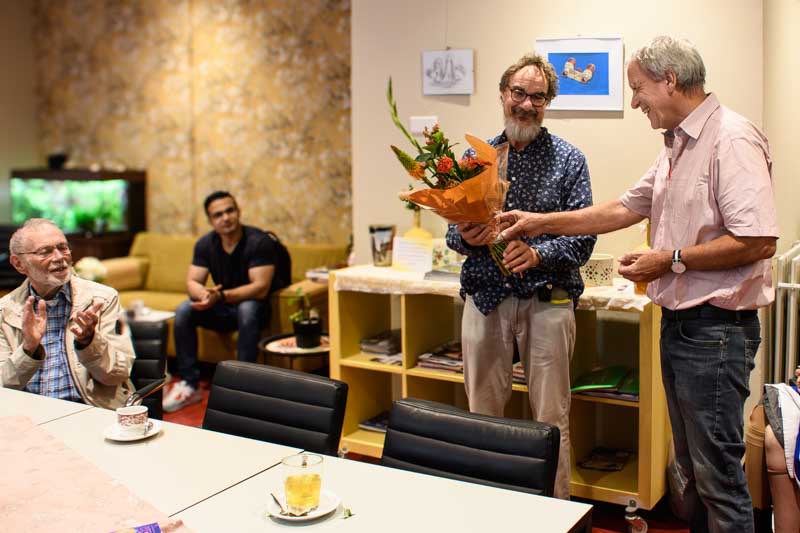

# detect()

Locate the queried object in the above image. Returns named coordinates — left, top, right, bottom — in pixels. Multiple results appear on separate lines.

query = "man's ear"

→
left=9, top=255, right=27, bottom=275
left=665, top=71, right=678, bottom=94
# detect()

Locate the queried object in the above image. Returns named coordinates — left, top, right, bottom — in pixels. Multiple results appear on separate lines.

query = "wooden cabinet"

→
left=329, top=265, right=670, bottom=510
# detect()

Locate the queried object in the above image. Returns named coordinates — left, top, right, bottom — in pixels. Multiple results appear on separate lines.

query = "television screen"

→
left=10, top=178, right=128, bottom=234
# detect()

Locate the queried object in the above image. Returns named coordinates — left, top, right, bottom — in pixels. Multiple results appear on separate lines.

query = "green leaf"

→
left=387, top=78, right=422, bottom=152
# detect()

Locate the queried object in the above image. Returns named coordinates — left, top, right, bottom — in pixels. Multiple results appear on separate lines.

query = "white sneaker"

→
left=162, top=380, right=202, bottom=412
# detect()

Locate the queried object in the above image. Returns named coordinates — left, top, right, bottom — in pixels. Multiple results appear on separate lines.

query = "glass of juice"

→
left=281, top=453, right=323, bottom=515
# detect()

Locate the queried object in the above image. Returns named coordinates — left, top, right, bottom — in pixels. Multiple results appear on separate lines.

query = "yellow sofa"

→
left=100, top=232, right=347, bottom=364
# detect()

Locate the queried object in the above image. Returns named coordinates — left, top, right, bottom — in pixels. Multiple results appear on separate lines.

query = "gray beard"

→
left=504, top=116, right=541, bottom=146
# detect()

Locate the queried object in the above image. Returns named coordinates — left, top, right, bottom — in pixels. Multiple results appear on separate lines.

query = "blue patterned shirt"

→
left=24, top=284, right=83, bottom=402
left=446, top=128, right=597, bottom=315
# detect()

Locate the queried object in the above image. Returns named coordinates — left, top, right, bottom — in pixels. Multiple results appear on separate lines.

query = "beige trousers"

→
left=462, top=295, right=575, bottom=499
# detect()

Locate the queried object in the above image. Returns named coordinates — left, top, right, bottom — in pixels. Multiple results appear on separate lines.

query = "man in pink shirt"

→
left=497, top=36, right=777, bottom=532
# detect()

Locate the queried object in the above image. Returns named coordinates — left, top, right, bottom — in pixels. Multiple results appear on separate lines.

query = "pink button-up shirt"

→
left=620, top=93, right=778, bottom=311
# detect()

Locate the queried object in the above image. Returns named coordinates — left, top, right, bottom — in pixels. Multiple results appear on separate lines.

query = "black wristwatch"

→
left=670, top=249, right=686, bottom=274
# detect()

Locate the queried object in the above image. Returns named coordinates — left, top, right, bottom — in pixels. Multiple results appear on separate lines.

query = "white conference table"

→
left=41, top=405, right=301, bottom=516
left=0, top=386, right=92, bottom=424
left=176, top=453, right=593, bottom=532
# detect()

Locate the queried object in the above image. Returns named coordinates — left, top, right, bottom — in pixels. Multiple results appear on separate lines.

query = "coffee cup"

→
left=115, top=405, right=149, bottom=436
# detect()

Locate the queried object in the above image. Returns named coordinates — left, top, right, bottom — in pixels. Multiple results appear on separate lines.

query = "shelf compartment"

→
left=340, top=352, right=403, bottom=374
left=570, top=454, right=639, bottom=506
left=338, top=366, right=395, bottom=458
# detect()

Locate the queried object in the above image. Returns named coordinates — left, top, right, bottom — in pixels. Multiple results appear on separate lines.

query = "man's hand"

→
left=456, top=223, right=496, bottom=247
left=21, top=296, right=47, bottom=354
left=502, top=241, right=541, bottom=274
left=495, top=210, right=546, bottom=241
left=617, top=249, right=672, bottom=283
left=71, top=300, right=104, bottom=347
left=190, top=284, right=223, bottom=311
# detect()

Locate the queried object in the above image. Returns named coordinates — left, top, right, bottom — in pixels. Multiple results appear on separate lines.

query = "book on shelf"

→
left=577, top=447, right=632, bottom=472
left=360, top=329, right=401, bottom=354
left=416, top=340, right=464, bottom=373
left=572, top=367, right=639, bottom=401
left=358, top=411, right=390, bottom=433
left=570, top=365, right=631, bottom=393
left=369, top=353, right=402, bottom=366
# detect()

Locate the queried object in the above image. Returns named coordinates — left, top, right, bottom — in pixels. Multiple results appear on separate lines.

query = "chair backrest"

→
left=380, top=398, right=560, bottom=497
left=203, top=361, right=348, bottom=455
left=128, top=320, right=168, bottom=420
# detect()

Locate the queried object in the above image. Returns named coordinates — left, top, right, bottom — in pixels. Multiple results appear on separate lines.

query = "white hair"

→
left=631, top=35, right=706, bottom=93
left=9, top=218, right=60, bottom=255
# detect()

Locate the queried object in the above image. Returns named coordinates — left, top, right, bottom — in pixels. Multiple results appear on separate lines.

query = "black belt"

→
left=661, top=303, right=757, bottom=322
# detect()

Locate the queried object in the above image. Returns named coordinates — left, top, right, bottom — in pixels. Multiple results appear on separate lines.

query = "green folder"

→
left=616, top=368, right=640, bottom=395
left=570, top=365, right=630, bottom=392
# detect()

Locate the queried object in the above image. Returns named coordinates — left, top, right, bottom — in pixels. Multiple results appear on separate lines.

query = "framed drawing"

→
left=421, top=49, right=474, bottom=95
left=535, top=37, right=624, bottom=111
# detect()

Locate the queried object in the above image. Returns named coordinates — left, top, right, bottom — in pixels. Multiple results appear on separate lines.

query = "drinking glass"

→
left=281, top=453, right=323, bottom=515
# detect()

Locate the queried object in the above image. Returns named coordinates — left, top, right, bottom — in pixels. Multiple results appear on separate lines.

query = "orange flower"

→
left=409, top=162, right=426, bottom=180
left=437, top=156, right=454, bottom=174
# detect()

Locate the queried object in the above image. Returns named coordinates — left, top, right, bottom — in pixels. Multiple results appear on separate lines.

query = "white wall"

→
left=351, top=0, right=765, bottom=263
left=764, top=0, right=800, bottom=254
left=0, top=0, right=38, bottom=223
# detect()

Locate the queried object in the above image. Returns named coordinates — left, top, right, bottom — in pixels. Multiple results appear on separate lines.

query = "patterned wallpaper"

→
left=33, top=0, right=351, bottom=244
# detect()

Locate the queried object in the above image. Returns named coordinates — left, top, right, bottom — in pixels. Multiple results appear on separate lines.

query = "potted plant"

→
left=288, top=287, right=322, bottom=348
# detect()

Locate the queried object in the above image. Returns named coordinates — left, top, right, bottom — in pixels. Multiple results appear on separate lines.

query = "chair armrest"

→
left=101, top=257, right=149, bottom=291
left=272, top=279, right=329, bottom=334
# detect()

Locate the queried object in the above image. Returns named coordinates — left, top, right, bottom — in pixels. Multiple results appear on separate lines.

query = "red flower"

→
left=437, top=156, right=454, bottom=173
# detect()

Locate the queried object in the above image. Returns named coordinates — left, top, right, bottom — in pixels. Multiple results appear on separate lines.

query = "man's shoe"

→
left=162, top=380, right=202, bottom=413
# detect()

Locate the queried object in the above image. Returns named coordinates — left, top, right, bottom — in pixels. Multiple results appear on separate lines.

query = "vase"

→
left=403, top=208, right=432, bottom=240
left=293, top=318, right=322, bottom=348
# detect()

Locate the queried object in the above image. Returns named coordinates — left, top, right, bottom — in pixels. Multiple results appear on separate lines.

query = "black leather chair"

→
left=128, top=320, right=168, bottom=420
left=381, top=398, right=560, bottom=497
left=203, top=361, right=348, bottom=455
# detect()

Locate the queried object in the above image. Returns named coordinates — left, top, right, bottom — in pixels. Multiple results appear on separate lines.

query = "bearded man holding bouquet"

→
left=445, top=52, right=596, bottom=499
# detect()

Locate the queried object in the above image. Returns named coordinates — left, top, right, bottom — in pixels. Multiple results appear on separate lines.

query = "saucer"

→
left=267, top=489, right=341, bottom=521
left=104, top=419, right=162, bottom=442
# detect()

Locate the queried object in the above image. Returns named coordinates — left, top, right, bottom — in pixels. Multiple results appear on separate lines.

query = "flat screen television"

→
left=10, top=176, right=132, bottom=234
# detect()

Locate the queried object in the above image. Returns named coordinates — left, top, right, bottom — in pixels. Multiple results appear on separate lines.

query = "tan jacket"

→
left=0, top=276, right=135, bottom=409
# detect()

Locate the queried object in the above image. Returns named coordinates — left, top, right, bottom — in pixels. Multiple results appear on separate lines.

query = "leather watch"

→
left=670, top=249, right=686, bottom=274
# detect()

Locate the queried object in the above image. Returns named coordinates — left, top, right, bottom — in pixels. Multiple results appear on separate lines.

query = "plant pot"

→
left=293, top=318, right=322, bottom=348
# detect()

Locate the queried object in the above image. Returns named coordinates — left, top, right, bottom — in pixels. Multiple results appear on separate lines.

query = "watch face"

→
left=671, top=261, right=686, bottom=274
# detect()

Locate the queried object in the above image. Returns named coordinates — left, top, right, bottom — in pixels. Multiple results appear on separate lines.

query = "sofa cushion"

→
left=130, top=232, right=195, bottom=292
left=102, top=257, right=148, bottom=291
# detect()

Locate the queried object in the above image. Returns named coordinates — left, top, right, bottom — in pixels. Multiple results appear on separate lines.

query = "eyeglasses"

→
left=508, top=87, right=548, bottom=106
left=17, top=242, right=72, bottom=259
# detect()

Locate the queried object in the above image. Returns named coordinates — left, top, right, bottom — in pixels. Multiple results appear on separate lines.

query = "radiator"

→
left=771, top=241, right=800, bottom=383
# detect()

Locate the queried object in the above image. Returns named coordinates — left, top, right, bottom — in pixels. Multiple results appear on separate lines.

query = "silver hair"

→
left=9, top=218, right=60, bottom=255
left=630, top=35, right=706, bottom=93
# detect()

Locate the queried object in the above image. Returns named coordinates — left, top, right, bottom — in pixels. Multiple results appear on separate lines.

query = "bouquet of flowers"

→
left=387, top=78, right=510, bottom=275
left=74, top=256, right=107, bottom=282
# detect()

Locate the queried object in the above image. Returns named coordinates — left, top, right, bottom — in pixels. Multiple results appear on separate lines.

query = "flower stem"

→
left=488, top=239, right=510, bottom=277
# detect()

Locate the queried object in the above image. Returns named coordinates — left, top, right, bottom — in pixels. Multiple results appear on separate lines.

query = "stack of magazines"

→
left=417, top=340, right=463, bottom=373
left=360, top=329, right=401, bottom=355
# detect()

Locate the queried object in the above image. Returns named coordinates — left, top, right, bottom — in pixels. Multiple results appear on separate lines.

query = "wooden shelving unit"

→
left=329, top=266, right=670, bottom=509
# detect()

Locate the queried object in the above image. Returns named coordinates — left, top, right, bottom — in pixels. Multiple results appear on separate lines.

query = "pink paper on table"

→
left=0, top=416, right=192, bottom=533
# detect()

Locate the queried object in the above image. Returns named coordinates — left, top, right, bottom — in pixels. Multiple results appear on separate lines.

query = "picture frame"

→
left=535, top=37, right=624, bottom=111
left=421, top=49, right=474, bottom=95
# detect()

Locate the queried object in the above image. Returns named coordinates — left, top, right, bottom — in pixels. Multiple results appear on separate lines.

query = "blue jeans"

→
left=661, top=313, right=760, bottom=533
left=174, top=298, right=268, bottom=386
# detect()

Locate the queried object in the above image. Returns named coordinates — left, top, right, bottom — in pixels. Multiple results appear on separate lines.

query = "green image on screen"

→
left=11, top=178, right=128, bottom=234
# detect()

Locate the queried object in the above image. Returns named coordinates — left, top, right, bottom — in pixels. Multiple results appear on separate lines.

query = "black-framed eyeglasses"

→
left=17, top=242, right=72, bottom=259
left=508, top=87, right=548, bottom=106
